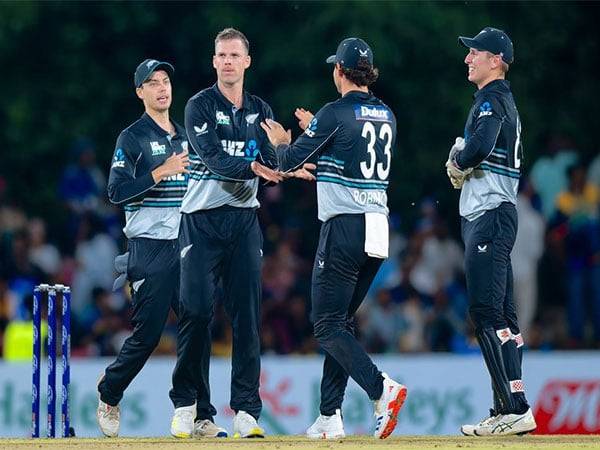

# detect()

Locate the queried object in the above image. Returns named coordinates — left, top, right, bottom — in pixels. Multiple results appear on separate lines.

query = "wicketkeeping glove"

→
left=448, top=137, right=465, bottom=161
left=445, top=160, right=472, bottom=189
left=445, top=137, right=472, bottom=189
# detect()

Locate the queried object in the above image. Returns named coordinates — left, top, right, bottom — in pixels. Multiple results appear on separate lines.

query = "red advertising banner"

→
left=534, top=380, right=600, bottom=434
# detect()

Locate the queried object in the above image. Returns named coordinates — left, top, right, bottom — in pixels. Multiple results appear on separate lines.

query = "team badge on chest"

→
left=216, top=111, right=231, bottom=126
left=150, top=141, right=166, bottom=156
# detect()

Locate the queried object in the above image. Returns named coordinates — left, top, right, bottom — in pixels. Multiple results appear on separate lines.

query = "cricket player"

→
left=445, top=27, right=537, bottom=435
left=168, top=28, right=284, bottom=439
left=97, top=59, right=223, bottom=437
left=261, top=37, right=407, bottom=439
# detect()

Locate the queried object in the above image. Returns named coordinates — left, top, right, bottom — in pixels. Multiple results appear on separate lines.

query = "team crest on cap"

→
left=146, top=59, right=158, bottom=68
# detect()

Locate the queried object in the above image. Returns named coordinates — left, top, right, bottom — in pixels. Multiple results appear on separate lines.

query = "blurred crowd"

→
left=1, top=136, right=599, bottom=361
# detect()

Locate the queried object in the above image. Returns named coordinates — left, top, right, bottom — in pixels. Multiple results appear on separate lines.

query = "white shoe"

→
left=306, top=408, right=345, bottom=439
left=193, top=419, right=228, bottom=438
left=97, top=398, right=120, bottom=437
left=373, top=373, right=408, bottom=439
left=170, top=404, right=196, bottom=438
left=463, top=408, right=537, bottom=436
left=232, top=410, right=265, bottom=438
left=461, top=409, right=498, bottom=436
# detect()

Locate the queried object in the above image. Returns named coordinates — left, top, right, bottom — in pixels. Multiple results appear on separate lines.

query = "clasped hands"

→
left=253, top=108, right=316, bottom=183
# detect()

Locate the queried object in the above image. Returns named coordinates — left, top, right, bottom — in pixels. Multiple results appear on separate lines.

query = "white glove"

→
left=448, top=137, right=465, bottom=162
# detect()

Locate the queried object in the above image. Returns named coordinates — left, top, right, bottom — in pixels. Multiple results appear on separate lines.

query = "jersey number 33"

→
left=359, top=121, right=392, bottom=180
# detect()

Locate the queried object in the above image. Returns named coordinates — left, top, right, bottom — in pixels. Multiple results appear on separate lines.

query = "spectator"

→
left=426, top=289, right=466, bottom=352
left=58, top=138, right=106, bottom=216
left=77, top=287, right=128, bottom=356
left=410, top=219, right=464, bottom=299
left=588, top=152, right=600, bottom=188
left=0, top=275, right=17, bottom=355
left=361, top=289, right=406, bottom=353
left=397, top=291, right=427, bottom=352
left=555, top=163, right=600, bottom=346
left=28, top=218, right=61, bottom=279
left=58, top=137, right=117, bottom=250
left=2, top=294, right=47, bottom=361
left=511, top=179, right=545, bottom=336
left=71, top=213, right=118, bottom=316
left=3, top=228, right=44, bottom=319
left=529, top=135, right=578, bottom=220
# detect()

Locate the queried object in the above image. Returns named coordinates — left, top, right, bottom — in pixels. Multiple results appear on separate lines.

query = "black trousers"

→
left=99, top=238, right=182, bottom=407
left=170, top=207, right=263, bottom=420
left=311, top=214, right=385, bottom=416
left=461, top=203, right=519, bottom=332
left=462, top=203, right=529, bottom=414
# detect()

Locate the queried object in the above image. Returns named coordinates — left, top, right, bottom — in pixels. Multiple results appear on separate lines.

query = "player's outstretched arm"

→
left=283, top=163, right=316, bottom=181
left=249, top=161, right=284, bottom=183
left=261, top=104, right=339, bottom=172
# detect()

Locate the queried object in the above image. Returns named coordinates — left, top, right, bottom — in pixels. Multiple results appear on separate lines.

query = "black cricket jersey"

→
left=277, top=90, right=397, bottom=222
left=181, top=83, right=278, bottom=212
left=455, top=79, right=522, bottom=221
left=107, top=113, right=188, bottom=239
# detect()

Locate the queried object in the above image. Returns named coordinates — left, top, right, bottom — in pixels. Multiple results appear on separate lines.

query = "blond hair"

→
left=215, top=28, right=249, bottom=53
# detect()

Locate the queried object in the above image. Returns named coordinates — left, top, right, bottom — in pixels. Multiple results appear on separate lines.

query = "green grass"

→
left=1, top=435, right=599, bottom=450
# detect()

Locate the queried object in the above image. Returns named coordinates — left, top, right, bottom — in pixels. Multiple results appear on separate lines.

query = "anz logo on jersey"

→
left=111, top=148, right=126, bottom=168
left=221, top=140, right=246, bottom=157
left=478, top=101, right=493, bottom=118
left=354, top=105, right=390, bottom=122
left=244, top=140, right=259, bottom=159
left=304, top=117, right=318, bottom=137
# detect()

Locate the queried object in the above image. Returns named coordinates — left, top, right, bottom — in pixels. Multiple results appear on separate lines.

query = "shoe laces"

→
left=197, top=419, right=217, bottom=431
left=196, top=419, right=209, bottom=429
left=479, top=413, right=501, bottom=427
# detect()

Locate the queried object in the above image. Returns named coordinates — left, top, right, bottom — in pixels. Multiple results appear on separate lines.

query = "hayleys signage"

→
left=0, top=353, right=599, bottom=437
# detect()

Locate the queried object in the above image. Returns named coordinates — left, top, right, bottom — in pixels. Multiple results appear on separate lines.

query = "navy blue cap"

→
left=459, top=27, right=514, bottom=64
left=326, top=37, right=373, bottom=69
left=134, top=59, right=174, bottom=88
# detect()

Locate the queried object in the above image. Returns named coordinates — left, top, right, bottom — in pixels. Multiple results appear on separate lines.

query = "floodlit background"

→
left=0, top=1, right=599, bottom=438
